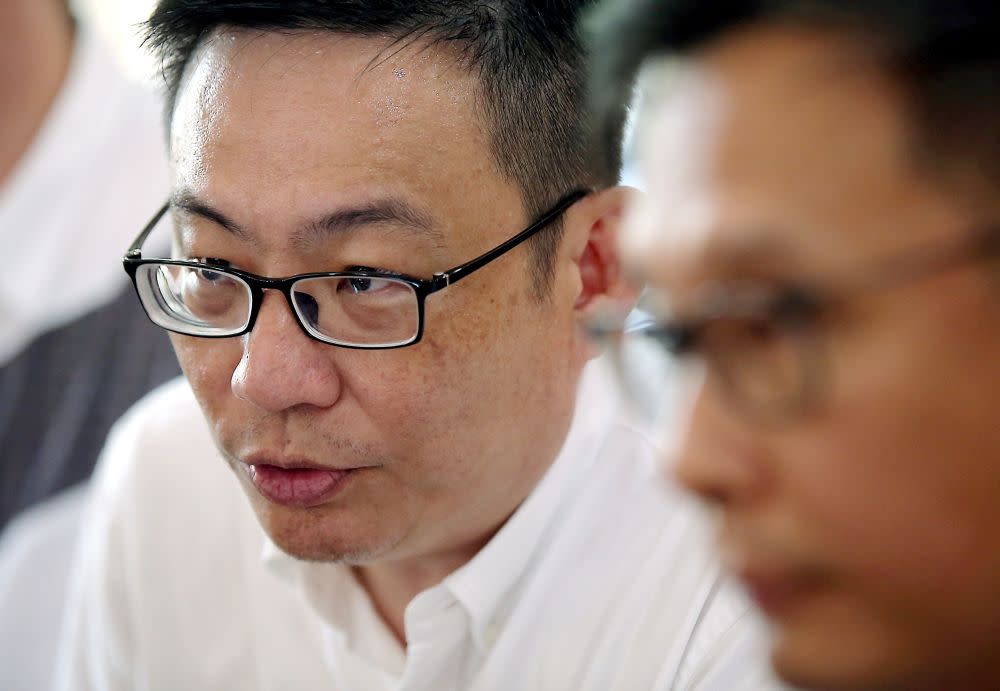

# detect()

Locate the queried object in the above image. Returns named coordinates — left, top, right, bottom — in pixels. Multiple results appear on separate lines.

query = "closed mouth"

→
left=247, top=464, right=353, bottom=507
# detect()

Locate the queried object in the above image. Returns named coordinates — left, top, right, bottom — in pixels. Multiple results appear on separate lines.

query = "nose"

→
left=671, top=376, right=769, bottom=509
left=231, top=290, right=342, bottom=412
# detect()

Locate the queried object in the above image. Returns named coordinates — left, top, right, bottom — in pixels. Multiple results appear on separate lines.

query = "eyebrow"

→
left=171, top=192, right=248, bottom=240
left=296, top=199, right=441, bottom=249
left=169, top=190, right=442, bottom=249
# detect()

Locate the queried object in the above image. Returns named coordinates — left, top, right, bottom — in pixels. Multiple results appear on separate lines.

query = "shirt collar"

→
left=261, top=358, right=623, bottom=657
left=261, top=539, right=408, bottom=675
left=442, top=360, right=621, bottom=654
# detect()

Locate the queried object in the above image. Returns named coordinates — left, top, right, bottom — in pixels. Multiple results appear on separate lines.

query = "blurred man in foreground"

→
left=590, top=1, right=1000, bottom=690
left=57, top=1, right=779, bottom=689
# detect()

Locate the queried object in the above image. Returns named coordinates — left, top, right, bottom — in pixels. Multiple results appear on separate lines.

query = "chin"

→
left=769, top=622, right=930, bottom=691
left=252, top=496, right=403, bottom=564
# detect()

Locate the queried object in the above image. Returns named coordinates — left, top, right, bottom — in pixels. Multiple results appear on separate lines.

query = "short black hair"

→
left=588, top=0, right=1000, bottom=201
left=144, top=0, right=623, bottom=294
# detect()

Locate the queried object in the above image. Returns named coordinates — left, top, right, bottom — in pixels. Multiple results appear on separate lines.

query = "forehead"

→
left=623, top=25, right=967, bottom=284
left=169, top=29, right=516, bottom=251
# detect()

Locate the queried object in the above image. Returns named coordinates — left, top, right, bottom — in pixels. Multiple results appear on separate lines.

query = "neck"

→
left=0, top=2, right=74, bottom=186
left=352, top=532, right=496, bottom=646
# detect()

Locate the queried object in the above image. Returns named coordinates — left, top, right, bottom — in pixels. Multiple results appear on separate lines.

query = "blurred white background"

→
left=74, top=0, right=159, bottom=80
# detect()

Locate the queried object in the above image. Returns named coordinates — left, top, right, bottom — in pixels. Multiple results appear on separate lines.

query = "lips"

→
left=740, top=569, right=806, bottom=616
left=248, top=464, right=353, bottom=508
left=720, top=534, right=825, bottom=618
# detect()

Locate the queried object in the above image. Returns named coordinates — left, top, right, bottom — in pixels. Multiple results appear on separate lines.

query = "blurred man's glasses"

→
left=124, top=190, right=587, bottom=349
left=590, top=224, right=1000, bottom=421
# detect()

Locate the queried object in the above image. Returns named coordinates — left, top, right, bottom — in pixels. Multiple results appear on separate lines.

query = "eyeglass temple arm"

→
left=430, top=189, right=590, bottom=290
left=125, top=202, right=171, bottom=259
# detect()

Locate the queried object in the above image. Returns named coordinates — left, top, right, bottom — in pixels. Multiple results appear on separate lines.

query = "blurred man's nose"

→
left=671, top=378, right=770, bottom=509
left=231, top=291, right=342, bottom=412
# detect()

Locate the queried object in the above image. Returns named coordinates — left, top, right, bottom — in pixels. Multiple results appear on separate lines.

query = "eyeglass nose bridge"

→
left=240, top=278, right=326, bottom=345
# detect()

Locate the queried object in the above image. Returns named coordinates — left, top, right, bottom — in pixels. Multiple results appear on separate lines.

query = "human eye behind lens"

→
left=729, top=315, right=787, bottom=347
left=337, top=267, right=408, bottom=298
left=183, top=257, right=233, bottom=277
left=339, top=276, right=400, bottom=295
left=178, top=260, right=243, bottom=318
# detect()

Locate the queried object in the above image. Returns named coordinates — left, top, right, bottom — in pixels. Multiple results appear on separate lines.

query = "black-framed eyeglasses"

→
left=124, top=189, right=588, bottom=349
left=589, top=224, right=1000, bottom=420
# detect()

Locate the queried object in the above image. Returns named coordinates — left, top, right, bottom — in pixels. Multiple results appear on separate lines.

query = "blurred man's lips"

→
left=741, top=569, right=799, bottom=616
left=739, top=565, right=822, bottom=618
left=720, top=532, right=825, bottom=619
left=247, top=464, right=354, bottom=508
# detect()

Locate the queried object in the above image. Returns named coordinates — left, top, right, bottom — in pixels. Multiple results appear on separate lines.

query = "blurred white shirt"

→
left=0, top=28, right=169, bottom=364
left=56, top=361, right=783, bottom=691
left=0, top=23, right=173, bottom=691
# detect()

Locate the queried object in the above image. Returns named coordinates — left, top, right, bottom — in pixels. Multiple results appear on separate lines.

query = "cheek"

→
left=348, top=348, right=444, bottom=441
left=783, top=412, right=953, bottom=583
left=169, top=335, right=242, bottom=410
left=775, top=411, right=1000, bottom=682
left=363, top=288, right=574, bottom=482
left=775, top=334, right=1000, bottom=633
left=335, top=325, right=487, bottom=484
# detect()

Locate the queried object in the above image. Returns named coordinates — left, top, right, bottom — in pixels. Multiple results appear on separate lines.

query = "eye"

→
left=294, top=292, right=319, bottom=324
left=339, top=267, right=399, bottom=296
left=340, top=276, right=403, bottom=295
left=742, top=317, right=782, bottom=343
left=190, top=257, right=232, bottom=282
left=196, top=268, right=225, bottom=284
left=345, top=276, right=374, bottom=294
left=771, top=287, right=824, bottom=327
left=175, top=259, right=245, bottom=321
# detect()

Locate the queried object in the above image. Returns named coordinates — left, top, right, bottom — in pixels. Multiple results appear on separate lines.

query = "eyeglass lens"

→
left=135, top=263, right=421, bottom=347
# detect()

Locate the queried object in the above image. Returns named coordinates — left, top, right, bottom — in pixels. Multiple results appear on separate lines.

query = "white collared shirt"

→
left=57, top=361, right=785, bottom=691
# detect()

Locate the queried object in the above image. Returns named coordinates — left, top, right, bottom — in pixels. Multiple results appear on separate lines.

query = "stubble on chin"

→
left=249, top=494, right=407, bottom=565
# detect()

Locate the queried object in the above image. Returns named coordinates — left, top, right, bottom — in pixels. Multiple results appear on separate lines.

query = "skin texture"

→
left=622, top=25, right=1000, bottom=691
left=0, top=0, right=73, bottom=185
left=167, top=29, right=632, bottom=642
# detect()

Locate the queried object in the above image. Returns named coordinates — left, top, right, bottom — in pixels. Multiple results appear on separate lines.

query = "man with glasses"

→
left=590, top=1, right=1000, bottom=689
left=57, top=2, right=778, bottom=689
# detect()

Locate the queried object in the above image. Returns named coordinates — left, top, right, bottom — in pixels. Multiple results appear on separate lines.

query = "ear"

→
left=560, top=186, right=643, bottom=360
left=562, top=185, right=642, bottom=315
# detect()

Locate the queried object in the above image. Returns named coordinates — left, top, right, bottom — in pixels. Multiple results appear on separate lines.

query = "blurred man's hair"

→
left=144, top=0, right=622, bottom=294
left=588, top=0, right=1000, bottom=203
